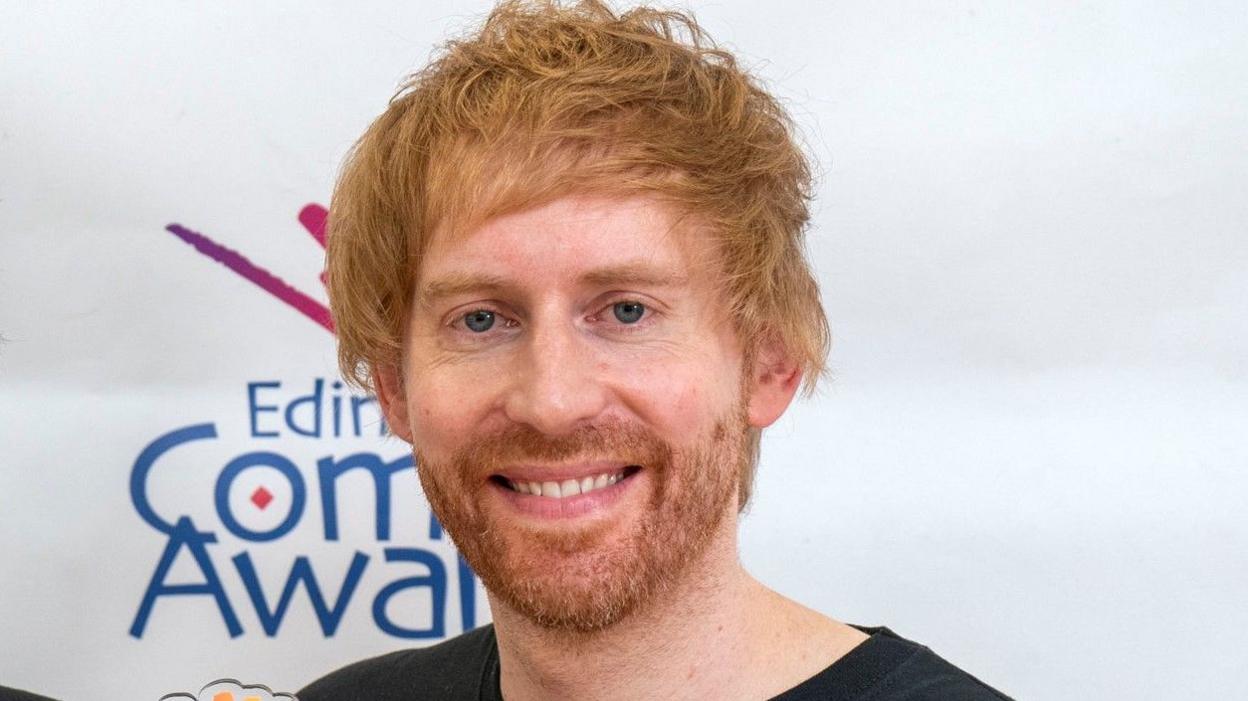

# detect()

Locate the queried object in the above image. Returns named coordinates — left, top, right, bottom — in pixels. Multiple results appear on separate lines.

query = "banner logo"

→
left=160, top=678, right=296, bottom=701
left=133, top=207, right=478, bottom=640
left=165, top=203, right=333, bottom=332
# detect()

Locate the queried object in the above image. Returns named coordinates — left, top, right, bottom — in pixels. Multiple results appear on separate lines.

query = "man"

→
left=302, top=1, right=1011, bottom=699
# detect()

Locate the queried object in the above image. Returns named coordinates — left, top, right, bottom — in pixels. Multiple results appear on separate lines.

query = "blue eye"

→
left=612, top=301, right=645, bottom=324
left=463, top=310, right=495, bottom=332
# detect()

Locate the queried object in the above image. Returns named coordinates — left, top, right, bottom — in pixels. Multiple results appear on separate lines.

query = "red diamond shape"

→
left=250, top=486, right=274, bottom=510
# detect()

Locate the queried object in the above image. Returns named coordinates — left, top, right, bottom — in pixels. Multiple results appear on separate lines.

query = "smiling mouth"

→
left=491, top=465, right=643, bottom=499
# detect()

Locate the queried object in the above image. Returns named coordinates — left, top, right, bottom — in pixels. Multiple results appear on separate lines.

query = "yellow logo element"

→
left=159, top=678, right=297, bottom=701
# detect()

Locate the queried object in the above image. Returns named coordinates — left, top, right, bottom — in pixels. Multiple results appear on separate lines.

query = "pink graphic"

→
left=165, top=203, right=334, bottom=333
left=298, top=204, right=328, bottom=247
left=297, top=204, right=331, bottom=287
left=250, top=487, right=273, bottom=510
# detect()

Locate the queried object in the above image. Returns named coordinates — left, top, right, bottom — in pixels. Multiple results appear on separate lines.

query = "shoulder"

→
left=298, top=625, right=498, bottom=701
left=777, top=626, right=1013, bottom=701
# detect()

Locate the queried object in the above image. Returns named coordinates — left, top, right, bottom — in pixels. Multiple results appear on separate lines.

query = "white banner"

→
left=2, top=2, right=1245, bottom=699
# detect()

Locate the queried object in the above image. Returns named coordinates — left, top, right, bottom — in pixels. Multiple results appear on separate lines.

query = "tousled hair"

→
left=328, top=0, right=829, bottom=508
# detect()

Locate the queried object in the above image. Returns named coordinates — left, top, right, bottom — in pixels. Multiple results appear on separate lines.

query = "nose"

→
left=502, top=314, right=609, bottom=436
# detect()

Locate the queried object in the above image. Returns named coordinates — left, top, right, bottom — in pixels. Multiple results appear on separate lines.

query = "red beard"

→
left=414, top=408, right=747, bottom=633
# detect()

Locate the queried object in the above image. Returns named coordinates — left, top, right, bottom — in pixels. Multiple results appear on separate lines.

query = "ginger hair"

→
left=327, top=0, right=829, bottom=508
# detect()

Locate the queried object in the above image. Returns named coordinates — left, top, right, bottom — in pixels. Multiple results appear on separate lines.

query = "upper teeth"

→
left=508, top=471, right=626, bottom=498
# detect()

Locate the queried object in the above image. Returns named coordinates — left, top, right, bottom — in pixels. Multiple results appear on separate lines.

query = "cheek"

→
left=619, top=360, right=730, bottom=438
left=668, top=385, right=707, bottom=434
left=405, top=370, right=501, bottom=454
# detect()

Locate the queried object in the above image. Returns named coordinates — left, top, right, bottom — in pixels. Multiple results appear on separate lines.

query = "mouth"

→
left=490, top=465, right=643, bottom=499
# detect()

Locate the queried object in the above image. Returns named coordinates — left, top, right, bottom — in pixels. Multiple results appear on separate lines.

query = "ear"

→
left=745, top=334, right=802, bottom=429
left=372, top=362, right=414, bottom=443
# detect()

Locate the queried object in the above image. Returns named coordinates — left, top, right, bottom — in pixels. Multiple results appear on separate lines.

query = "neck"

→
left=488, top=518, right=867, bottom=701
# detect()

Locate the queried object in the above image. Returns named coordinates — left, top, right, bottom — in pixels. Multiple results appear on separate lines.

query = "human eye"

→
left=461, top=309, right=497, bottom=333
left=446, top=306, right=517, bottom=339
left=592, top=298, right=656, bottom=332
left=611, top=300, right=647, bottom=324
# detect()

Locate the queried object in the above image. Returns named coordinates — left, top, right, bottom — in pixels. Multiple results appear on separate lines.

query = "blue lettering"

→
left=429, top=511, right=444, bottom=541
left=284, top=378, right=323, bottom=437
left=130, top=517, right=242, bottom=638
left=131, top=395, right=475, bottom=640
left=371, top=548, right=447, bottom=638
left=233, top=551, right=369, bottom=637
left=331, top=381, right=343, bottom=437
left=248, top=382, right=282, bottom=438
left=131, top=423, right=218, bottom=534
left=458, top=554, right=478, bottom=632
left=317, top=452, right=413, bottom=541
left=215, top=451, right=306, bottom=542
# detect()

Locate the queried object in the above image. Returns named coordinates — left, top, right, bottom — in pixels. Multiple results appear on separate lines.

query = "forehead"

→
left=419, top=194, right=718, bottom=290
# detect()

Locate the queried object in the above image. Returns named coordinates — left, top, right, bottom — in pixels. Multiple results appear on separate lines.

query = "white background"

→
left=2, top=2, right=1245, bottom=698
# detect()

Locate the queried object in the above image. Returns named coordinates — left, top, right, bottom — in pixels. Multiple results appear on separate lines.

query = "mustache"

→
left=422, top=419, right=674, bottom=477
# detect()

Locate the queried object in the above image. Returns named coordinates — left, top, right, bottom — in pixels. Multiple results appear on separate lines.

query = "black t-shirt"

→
left=300, top=624, right=1013, bottom=700
left=0, top=687, right=57, bottom=701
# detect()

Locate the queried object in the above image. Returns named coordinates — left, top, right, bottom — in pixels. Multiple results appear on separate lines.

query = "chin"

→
left=481, top=522, right=658, bottom=633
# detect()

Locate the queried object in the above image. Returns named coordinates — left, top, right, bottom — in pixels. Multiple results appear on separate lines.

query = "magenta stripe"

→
left=298, top=203, right=328, bottom=247
left=166, top=223, right=335, bottom=333
left=297, top=203, right=331, bottom=288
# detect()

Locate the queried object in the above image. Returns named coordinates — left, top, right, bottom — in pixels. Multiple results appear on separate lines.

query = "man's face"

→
left=377, top=194, right=796, bottom=632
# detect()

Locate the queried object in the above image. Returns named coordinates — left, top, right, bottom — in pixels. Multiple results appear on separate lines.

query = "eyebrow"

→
left=417, top=273, right=511, bottom=309
left=417, top=262, right=689, bottom=308
left=580, top=262, right=689, bottom=289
